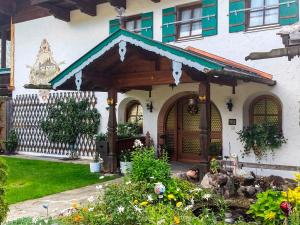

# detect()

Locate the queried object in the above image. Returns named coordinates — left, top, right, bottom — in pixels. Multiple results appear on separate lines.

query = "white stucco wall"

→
left=13, top=0, right=300, bottom=177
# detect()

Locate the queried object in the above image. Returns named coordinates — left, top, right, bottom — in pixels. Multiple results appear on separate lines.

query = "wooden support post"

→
left=1, top=27, right=7, bottom=68
left=107, top=88, right=118, bottom=173
left=199, top=80, right=211, bottom=165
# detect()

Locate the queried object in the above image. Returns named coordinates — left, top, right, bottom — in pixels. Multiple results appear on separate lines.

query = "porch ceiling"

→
left=49, top=29, right=276, bottom=92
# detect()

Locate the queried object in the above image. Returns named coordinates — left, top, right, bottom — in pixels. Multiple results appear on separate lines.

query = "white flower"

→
left=117, top=206, right=125, bottom=214
left=255, top=185, right=260, bottom=188
left=96, top=185, right=103, bottom=190
left=99, top=176, right=105, bottom=179
left=190, top=197, right=195, bottom=205
left=134, top=205, right=142, bottom=213
left=150, top=176, right=155, bottom=179
left=184, top=205, right=193, bottom=211
left=202, top=194, right=212, bottom=200
left=147, top=195, right=153, bottom=202
left=126, top=181, right=132, bottom=185
left=32, top=218, right=38, bottom=224
left=133, top=139, right=143, bottom=148
left=88, top=207, right=94, bottom=212
left=88, top=196, right=95, bottom=203
left=194, top=187, right=203, bottom=192
left=157, top=219, right=166, bottom=225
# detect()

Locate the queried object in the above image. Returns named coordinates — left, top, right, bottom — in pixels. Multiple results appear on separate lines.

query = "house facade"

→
left=1, top=0, right=300, bottom=177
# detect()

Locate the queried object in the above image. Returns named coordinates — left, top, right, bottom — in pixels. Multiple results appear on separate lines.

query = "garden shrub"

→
left=4, top=130, right=18, bottom=154
left=247, top=189, right=285, bottom=225
left=6, top=217, right=59, bottom=225
left=60, top=147, right=229, bottom=225
left=0, top=158, right=8, bottom=224
left=130, top=146, right=171, bottom=183
left=117, top=122, right=141, bottom=139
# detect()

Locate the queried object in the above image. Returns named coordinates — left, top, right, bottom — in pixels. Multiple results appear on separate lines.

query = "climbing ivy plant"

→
left=41, top=98, right=101, bottom=159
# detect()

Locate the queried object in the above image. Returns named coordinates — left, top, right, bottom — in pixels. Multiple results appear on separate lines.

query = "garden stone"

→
left=200, top=173, right=213, bottom=189
left=245, top=186, right=256, bottom=198
left=216, top=173, right=228, bottom=186
left=241, top=175, right=255, bottom=186
left=224, top=177, right=236, bottom=199
left=266, top=175, right=285, bottom=189
left=237, top=186, right=247, bottom=198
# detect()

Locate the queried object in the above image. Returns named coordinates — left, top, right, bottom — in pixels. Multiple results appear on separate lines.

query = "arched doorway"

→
left=163, top=95, right=222, bottom=162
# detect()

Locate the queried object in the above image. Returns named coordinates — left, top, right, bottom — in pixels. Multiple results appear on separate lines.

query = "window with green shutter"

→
left=229, top=0, right=246, bottom=33
left=162, top=2, right=218, bottom=43
left=141, top=12, right=154, bottom=38
left=202, top=0, right=218, bottom=36
left=110, top=12, right=153, bottom=38
left=109, top=19, right=120, bottom=34
left=162, top=7, right=177, bottom=43
left=279, top=0, right=299, bottom=25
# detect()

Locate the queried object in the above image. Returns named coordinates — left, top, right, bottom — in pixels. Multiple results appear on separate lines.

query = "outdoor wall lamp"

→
left=107, top=98, right=114, bottom=106
left=146, top=101, right=153, bottom=112
left=226, top=98, right=233, bottom=111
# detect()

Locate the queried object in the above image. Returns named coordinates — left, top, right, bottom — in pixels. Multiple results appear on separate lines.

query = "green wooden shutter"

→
left=280, top=0, right=299, bottom=25
left=141, top=12, right=154, bottom=39
left=229, top=0, right=245, bottom=33
left=109, top=19, right=120, bottom=34
left=162, top=7, right=176, bottom=43
left=202, top=0, right=218, bottom=37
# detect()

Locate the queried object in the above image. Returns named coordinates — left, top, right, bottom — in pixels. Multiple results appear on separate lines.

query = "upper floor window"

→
left=177, top=4, right=202, bottom=38
left=249, top=95, right=282, bottom=129
left=125, top=16, right=142, bottom=34
left=247, top=0, right=279, bottom=28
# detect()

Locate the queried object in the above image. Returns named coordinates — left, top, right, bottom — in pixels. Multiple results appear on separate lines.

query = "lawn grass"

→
left=0, top=156, right=117, bottom=205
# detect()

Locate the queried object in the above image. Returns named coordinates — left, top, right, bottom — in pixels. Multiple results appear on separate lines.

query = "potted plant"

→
left=119, top=149, right=132, bottom=174
left=90, top=149, right=103, bottom=173
left=208, top=142, right=222, bottom=161
left=4, top=130, right=18, bottom=155
left=237, top=123, right=287, bottom=160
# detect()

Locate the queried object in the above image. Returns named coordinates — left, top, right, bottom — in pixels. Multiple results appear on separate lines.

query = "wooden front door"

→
left=165, top=97, right=222, bottom=162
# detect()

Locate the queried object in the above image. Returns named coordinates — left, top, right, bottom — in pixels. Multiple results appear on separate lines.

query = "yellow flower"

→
left=140, top=201, right=148, bottom=207
left=73, top=215, right=84, bottom=222
left=82, top=207, right=88, bottom=212
left=168, top=194, right=175, bottom=201
left=174, top=216, right=180, bottom=224
left=133, top=200, right=139, bottom=205
left=265, top=211, right=276, bottom=220
left=71, top=202, right=79, bottom=209
left=176, top=202, right=183, bottom=208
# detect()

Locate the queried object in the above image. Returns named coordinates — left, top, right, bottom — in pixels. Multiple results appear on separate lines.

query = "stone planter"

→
left=96, top=140, right=109, bottom=171
left=90, top=162, right=101, bottom=173
left=120, top=161, right=132, bottom=174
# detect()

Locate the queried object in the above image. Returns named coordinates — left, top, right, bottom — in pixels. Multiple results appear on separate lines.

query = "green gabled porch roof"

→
left=50, top=29, right=275, bottom=90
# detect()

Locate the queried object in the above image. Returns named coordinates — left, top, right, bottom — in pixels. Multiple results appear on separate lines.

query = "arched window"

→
left=249, top=95, right=282, bottom=128
left=126, top=101, right=143, bottom=127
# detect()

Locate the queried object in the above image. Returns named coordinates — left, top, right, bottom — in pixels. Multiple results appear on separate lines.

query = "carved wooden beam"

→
left=31, top=0, right=70, bottom=22
left=109, top=0, right=126, bottom=9
left=151, top=0, right=161, bottom=2
left=66, top=0, right=97, bottom=16
left=246, top=46, right=300, bottom=61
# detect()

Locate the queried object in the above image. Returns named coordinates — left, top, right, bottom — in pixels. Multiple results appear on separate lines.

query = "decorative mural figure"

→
left=27, top=39, right=64, bottom=102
